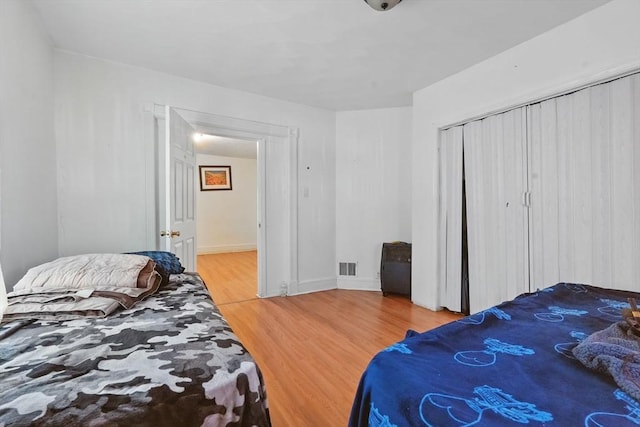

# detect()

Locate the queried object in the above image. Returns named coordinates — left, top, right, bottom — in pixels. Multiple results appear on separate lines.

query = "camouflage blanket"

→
left=0, top=273, right=270, bottom=427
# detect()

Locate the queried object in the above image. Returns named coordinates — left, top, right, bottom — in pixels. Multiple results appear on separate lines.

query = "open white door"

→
left=160, top=106, right=197, bottom=272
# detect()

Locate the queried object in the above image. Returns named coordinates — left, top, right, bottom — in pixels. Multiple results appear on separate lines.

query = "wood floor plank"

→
left=197, top=253, right=462, bottom=426
left=197, top=251, right=258, bottom=304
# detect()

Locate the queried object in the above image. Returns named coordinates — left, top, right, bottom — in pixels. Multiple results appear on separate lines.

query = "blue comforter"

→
left=349, top=283, right=640, bottom=426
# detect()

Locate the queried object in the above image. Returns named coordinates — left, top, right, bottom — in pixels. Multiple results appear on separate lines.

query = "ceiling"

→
left=32, top=0, right=609, bottom=111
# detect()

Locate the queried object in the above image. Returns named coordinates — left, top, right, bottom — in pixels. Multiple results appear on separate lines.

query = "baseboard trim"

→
left=198, top=244, right=257, bottom=255
left=337, top=277, right=380, bottom=292
left=257, top=277, right=380, bottom=298
left=289, top=277, right=337, bottom=296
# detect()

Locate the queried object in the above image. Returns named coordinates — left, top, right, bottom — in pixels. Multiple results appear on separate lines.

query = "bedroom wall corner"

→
left=335, top=107, right=412, bottom=291
left=0, top=0, right=59, bottom=289
left=411, top=0, right=640, bottom=311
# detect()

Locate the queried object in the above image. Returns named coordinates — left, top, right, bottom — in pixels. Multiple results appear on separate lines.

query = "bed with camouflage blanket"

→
left=0, top=273, right=270, bottom=426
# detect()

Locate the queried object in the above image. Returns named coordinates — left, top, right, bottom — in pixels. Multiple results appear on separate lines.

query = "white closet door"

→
left=464, top=107, right=529, bottom=313
left=528, top=73, right=640, bottom=291
left=528, top=100, right=561, bottom=289
left=438, top=126, right=463, bottom=312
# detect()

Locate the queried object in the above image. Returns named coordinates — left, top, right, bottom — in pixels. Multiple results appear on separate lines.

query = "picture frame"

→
left=199, top=165, right=232, bottom=191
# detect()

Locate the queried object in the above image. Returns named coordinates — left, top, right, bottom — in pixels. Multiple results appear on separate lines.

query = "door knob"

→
left=160, top=230, right=181, bottom=237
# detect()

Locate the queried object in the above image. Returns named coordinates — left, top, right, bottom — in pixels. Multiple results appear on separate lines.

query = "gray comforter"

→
left=573, top=320, right=640, bottom=401
left=0, top=273, right=270, bottom=426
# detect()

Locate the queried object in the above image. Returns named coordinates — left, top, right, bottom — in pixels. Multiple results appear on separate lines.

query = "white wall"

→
left=412, top=0, right=640, bottom=310
left=54, top=51, right=336, bottom=287
left=336, top=107, right=412, bottom=290
left=196, top=154, right=257, bottom=254
left=0, top=0, right=59, bottom=289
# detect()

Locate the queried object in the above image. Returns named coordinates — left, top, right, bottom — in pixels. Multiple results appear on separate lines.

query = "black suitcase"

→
left=380, top=242, right=411, bottom=297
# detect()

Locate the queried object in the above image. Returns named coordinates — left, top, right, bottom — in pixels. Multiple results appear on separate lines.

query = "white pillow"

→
left=0, top=264, right=7, bottom=322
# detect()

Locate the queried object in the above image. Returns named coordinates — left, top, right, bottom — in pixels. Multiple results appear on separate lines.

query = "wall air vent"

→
left=339, top=262, right=357, bottom=276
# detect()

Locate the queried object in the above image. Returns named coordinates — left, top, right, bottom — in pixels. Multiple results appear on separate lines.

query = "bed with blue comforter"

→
left=350, top=283, right=640, bottom=426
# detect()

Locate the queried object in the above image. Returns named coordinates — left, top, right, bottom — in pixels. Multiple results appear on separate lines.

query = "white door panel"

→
left=438, top=126, right=463, bottom=312
left=528, top=73, right=640, bottom=292
left=464, top=107, right=529, bottom=313
left=161, top=107, right=197, bottom=272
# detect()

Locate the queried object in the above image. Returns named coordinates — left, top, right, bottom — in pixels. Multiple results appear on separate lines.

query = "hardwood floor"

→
left=197, top=251, right=258, bottom=304
left=197, top=252, right=462, bottom=427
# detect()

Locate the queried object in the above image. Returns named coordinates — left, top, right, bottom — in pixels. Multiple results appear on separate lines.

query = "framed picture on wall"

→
left=199, top=165, right=232, bottom=191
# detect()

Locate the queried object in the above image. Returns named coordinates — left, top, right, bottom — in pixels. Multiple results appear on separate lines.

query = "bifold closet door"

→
left=464, top=107, right=529, bottom=313
left=528, top=73, right=640, bottom=291
left=438, top=126, right=463, bottom=312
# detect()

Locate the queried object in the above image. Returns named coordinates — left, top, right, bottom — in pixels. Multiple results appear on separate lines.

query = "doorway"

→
left=148, top=105, right=299, bottom=299
left=194, top=133, right=259, bottom=303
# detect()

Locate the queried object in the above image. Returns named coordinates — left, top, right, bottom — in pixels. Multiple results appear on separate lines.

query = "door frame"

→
left=145, top=104, right=299, bottom=298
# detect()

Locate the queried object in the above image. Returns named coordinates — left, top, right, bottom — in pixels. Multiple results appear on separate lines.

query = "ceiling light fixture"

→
left=193, top=133, right=206, bottom=143
left=364, top=0, right=402, bottom=12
